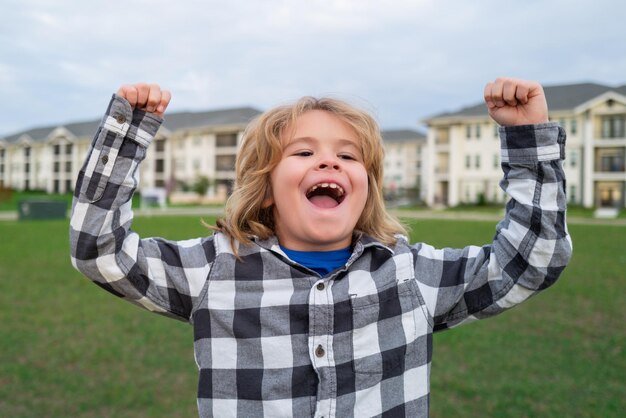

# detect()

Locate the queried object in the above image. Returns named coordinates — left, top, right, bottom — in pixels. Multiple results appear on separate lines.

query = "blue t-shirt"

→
left=280, top=246, right=352, bottom=276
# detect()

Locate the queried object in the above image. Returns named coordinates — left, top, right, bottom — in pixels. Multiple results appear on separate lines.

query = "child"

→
left=70, top=78, right=572, bottom=417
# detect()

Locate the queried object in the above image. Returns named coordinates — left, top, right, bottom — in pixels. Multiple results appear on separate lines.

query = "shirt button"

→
left=316, top=282, right=325, bottom=291
left=115, top=114, right=126, bottom=124
left=101, top=155, right=109, bottom=164
left=315, top=345, right=325, bottom=358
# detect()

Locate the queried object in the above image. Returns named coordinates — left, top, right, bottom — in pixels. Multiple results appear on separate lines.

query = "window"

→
left=0, top=163, right=4, bottom=174
left=0, top=149, right=4, bottom=158
left=216, top=133, right=238, bottom=147
left=600, top=155, right=625, bottom=172
left=570, top=185, right=576, bottom=201
left=54, top=144, right=60, bottom=155
left=54, top=162, right=60, bottom=173
left=570, top=119, right=577, bottom=135
left=475, top=155, right=481, bottom=169
left=65, top=180, right=72, bottom=193
left=25, top=163, right=30, bottom=174
left=24, top=147, right=31, bottom=157
left=493, top=124, right=499, bottom=138
left=436, top=128, right=449, bottom=145
left=216, top=155, right=236, bottom=171
left=155, top=159, right=165, bottom=173
left=476, top=124, right=481, bottom=138
left=601, top=115, right=626, bottom=138
left=570, top=151, right=577, bottom=168
left=65, top=161, right=72, bottom=173
left=493, top=154, right=499, bottom=169
left=466, top=125, right=472, bottom=139
left=465, top=155, right=471, bottom=169
left=155, top=139, right=165, bottom=152
left=66, top=144, right=73, bottom=155
left=25, top=180, right=30, bottom=190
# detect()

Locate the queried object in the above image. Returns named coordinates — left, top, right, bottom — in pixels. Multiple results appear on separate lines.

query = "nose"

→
left=317, top=155, right=341, bottom=171
left=318, top=162, right=340, bottom=170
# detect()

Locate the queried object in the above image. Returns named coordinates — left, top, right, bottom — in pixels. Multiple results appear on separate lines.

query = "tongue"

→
left=309, top=195, right=339, bottom=208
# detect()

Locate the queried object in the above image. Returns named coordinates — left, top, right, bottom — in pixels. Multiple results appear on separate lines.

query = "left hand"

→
left=484, top=77, right=549, bottom=126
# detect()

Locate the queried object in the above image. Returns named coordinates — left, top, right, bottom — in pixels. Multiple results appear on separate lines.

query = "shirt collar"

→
left=251, top=232, right=394, bottom=259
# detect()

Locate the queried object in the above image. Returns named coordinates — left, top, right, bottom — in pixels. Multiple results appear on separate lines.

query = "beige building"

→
left=0, top=109, right=427, bottom=206
left=3, top=82, right=624, bottom=211
left=381, top=129, right=426, bottom=203
left=0, top=107, right=262, bottom=199
left=423, top=83, right=626, bottom=210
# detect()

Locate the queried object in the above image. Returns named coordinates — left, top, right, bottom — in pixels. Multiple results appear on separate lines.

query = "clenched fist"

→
left=484, top=78, right=549, bottom=127
left=116, top=83, right=171, bottom=118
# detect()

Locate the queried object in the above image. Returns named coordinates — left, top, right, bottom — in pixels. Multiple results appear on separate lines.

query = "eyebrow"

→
left=286, top=136, right=360, bottom=149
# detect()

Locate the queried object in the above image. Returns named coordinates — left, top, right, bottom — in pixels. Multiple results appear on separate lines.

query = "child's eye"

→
left=339, top=154, right=356, bottom=161
left=294, top=151, right=313, bottom=157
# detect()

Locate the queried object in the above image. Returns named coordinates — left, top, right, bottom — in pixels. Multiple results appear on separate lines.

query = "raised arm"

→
left=69, top=84, right=215, bottom=321
left=413, top=78, right=572, bottom=330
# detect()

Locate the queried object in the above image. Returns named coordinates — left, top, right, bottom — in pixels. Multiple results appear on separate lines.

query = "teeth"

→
left=307, top=183, right=345, bottom=196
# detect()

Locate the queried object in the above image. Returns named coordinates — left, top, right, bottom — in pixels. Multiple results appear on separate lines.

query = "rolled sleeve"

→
left=499, top=122, right=566, bottom=164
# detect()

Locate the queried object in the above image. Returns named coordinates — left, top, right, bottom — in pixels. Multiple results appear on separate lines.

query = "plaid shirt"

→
left=70, top=95, right=572, bottom=418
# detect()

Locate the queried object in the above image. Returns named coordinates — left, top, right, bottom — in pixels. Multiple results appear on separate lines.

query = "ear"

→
left=261, top=185, right=274, bottom=208
left=261, top=196, right=273, bottom=208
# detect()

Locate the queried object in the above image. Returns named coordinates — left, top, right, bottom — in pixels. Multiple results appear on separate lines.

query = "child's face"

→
left=267, top=110, right=369, bottom=251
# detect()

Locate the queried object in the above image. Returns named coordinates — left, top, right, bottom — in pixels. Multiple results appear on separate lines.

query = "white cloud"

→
left=1, top=0, right=626, bottom=135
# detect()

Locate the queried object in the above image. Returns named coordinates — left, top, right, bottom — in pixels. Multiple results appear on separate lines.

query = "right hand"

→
left=116, top=83, right=171, bottom=118
left=483, top=77, right=548, bottom=126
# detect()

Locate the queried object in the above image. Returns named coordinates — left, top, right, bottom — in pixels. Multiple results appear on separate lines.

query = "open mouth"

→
left=306, top=182, right=345, bottom=208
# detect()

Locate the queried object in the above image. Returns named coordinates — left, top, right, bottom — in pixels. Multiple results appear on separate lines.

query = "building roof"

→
left=162, top=107, right=262, bottom=131
left=425, top=82, right=626, bottom=122
left=2, top=106, right=263, bottom=144
left=382, top=129, right=426, bottom=143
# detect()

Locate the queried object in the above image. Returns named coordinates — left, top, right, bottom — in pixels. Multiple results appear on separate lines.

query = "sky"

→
left=2, top=0, right=626, bottom=136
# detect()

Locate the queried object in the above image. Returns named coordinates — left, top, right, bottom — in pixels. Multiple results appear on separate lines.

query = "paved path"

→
left=391, top=209, right=626, bottom=226
left=1, top=207, right=624, bottom=226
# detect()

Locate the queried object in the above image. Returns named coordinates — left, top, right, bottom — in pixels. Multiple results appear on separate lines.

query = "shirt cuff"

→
left=499, top=122, right=566, bottom=164
left=102, top=94, right=164, bottom=148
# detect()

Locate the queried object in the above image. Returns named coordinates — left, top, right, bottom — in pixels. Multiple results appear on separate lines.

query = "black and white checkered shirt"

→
left=70, top=95, right=572, bottom=418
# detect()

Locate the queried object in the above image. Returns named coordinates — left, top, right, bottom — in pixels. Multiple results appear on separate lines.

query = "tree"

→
left=192, top=175, right=212, bottom=197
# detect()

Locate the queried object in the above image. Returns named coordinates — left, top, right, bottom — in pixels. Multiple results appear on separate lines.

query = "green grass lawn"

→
left=0, top=190, right=75, bottom=212
left=0, top=190, right=142, bottom=212
left=0, top=216, right=624, bottom=417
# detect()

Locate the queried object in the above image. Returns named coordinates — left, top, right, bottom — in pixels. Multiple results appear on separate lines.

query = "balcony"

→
left=435, top=128, right=449, bottom=145
left=596, top=161, right=625, bottom=173
left=596, top=115, right=626, bottom=141
left=594, top=149, right=625, bottom=174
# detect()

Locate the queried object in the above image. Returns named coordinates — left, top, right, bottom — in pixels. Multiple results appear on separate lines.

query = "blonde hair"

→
left=214, top=96, right=407, bottom=253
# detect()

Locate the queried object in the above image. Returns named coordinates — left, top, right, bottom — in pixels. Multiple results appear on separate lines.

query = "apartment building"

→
left=0, top=107, right=262, bottom=198
left=0, top=108, right=427, bottom=204
left=3, top=82, right=624, bottom=210
left=423, top=83, right=626, bottom=209
left=381, top=129, right=426, bottom=202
